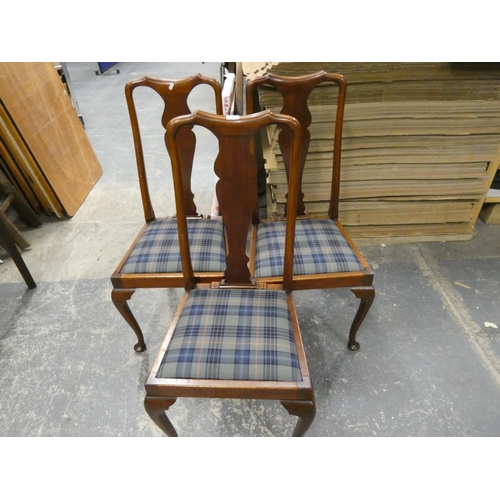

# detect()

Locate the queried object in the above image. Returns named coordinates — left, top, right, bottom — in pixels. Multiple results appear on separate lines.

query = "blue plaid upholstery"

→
left=254, top=218, right=364, bottom=278
left=121, top=218, right=226, bottom=274
left=157, top=288, right=302, bottom=382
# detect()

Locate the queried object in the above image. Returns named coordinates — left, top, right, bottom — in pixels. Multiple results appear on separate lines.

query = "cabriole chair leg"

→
left=111, top=288, right=146, bottom=352
left=281, top=399, right=316, bottom=437
left=144, top=397, right=178, bottom=437
left=348, top=286, right=375, bottom=351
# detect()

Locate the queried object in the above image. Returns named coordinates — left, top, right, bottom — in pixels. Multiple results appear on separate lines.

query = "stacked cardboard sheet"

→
left=252, top=62, right=500, bottom=244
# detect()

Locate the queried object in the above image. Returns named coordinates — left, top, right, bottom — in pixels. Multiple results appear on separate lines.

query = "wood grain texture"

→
left=0, top=62, right=102, bottom=217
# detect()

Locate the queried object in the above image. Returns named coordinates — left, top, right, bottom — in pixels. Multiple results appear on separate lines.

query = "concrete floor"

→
left=1, top=62, right=500, bottom=438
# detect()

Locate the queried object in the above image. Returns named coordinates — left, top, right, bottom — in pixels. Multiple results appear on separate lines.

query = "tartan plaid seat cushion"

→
left=121, top=218, right=226, bottom=274
left=157, top=288, right=302, bottom=382
left=254, top=218, right=364, bottom=278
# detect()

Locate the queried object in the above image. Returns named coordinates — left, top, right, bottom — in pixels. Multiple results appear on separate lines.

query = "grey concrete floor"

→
left=1, top=62, right=500, bottom=439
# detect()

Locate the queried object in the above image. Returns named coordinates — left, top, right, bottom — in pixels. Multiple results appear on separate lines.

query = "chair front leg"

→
left=144, top=396, right=178, bottom=437
left=281, top=399, right=316, bottom=437
left=348, top=286, right=375, bottom=351
left=111, top=288, right=146, bottom=352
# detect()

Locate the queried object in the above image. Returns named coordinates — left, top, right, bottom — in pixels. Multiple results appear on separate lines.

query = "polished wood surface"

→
left=124, top=74, right=223, bottom=220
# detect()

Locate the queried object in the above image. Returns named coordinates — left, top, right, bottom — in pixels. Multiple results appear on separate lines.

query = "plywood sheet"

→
left=0, top=100, right=62, bottom=215
left=0, top=62, right=102, bottom=217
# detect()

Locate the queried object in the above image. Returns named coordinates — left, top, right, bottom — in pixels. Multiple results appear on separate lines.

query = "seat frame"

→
left=144, top=109, right=315, bottom=437
left=111, top=74, right=225, bottom=352
left=246, top=71, right=375, bottom=351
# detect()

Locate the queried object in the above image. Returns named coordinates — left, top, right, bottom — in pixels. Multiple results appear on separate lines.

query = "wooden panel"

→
left=0, top=101, right=62, bottom=215
left=0, top=62, right=102, bottom=217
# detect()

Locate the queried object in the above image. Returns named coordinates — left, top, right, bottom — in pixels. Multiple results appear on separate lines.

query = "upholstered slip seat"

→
left=157, top=288, right=302, bottom=382
left=121, top=218, right=226, bottom=274
left=254, top=218, right=364, bottom=278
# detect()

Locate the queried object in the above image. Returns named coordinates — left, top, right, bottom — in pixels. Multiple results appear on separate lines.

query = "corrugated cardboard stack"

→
left=252, top=62, right=500, bottom=244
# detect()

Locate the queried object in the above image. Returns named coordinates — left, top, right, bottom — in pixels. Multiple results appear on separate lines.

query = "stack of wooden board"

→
left=0, top=63, right=102, bottom=218
left=248, top=62, right=500, bottom=244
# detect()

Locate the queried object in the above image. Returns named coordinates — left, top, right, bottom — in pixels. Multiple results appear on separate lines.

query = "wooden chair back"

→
left=246, top=71, right=347, bottom=219
left=165, top=109, right=302, bottom=291
left=125, top=74, right=223, bottom=220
